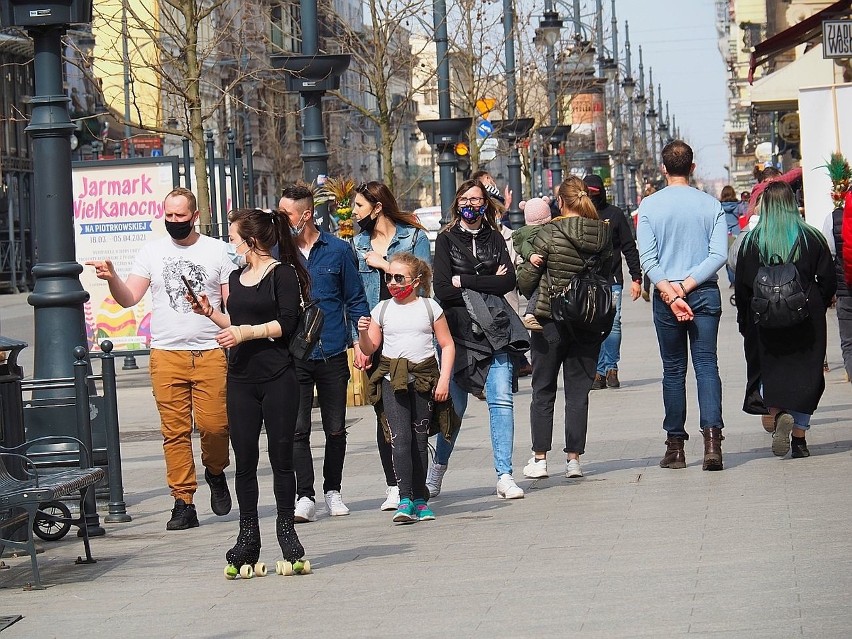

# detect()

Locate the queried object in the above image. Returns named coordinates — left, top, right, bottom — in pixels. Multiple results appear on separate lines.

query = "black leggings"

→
left=381, top=379, right=431, bottom=501
left=227, top=367, right=298, bottom=518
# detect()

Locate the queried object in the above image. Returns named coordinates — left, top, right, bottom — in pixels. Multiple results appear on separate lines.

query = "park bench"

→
left=0, top=436, right=105, bottom=590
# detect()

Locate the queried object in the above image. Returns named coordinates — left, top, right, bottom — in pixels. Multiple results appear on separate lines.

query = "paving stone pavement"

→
left=1, top=288, right=851, bottom=638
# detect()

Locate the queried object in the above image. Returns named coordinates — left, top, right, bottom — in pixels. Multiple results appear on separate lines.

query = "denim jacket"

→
left=304, top=229, right=370, bottom=360
left=352, top=223, right=432, bottom=309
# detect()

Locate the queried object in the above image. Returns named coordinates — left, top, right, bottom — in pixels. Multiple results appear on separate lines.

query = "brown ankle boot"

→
left=660, top=438, right=686, bottom=469
left=702, top=427, right=724, bottom=471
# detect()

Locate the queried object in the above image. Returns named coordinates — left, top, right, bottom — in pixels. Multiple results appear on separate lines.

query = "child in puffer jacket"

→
left=512, top=196, right=553, bottom=330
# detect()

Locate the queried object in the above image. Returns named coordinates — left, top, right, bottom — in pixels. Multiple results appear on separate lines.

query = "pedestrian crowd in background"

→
left=86, top=139, right=847, bottom=577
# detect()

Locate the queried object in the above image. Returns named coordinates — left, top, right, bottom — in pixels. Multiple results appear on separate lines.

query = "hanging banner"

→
left=798, top=84, right=852, bottom=237
left=73, top=157, right=180, bottom=352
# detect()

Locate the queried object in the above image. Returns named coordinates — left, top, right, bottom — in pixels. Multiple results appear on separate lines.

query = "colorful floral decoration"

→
left=320, top=177, right=357, bottom=239
left=823, top=152, right=852, bottom=208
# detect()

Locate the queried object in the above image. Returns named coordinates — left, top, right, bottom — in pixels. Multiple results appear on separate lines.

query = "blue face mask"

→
left=290, top=214, right=308, bottom=237
left=459, top=204, right=486, bottom=223
left=227, top=240, right=247, bottom=267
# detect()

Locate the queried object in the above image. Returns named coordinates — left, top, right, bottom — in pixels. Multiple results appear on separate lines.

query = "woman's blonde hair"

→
left=388, top=252, right=432, bottom=297
left=557, top=175, right=598, bottom=219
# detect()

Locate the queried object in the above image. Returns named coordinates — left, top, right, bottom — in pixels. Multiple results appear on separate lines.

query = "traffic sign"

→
left=476, top=98, right=496, bottom=119
left=477, top=119, right=494, bottom=138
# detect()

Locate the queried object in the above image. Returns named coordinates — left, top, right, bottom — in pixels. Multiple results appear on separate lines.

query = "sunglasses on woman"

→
left=384, top=273, right=417, bottom=284
left=356, top=183, right=377, bottom=202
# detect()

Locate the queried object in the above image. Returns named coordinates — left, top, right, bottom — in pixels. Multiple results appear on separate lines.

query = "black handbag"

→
left=274, top=264, right=324, bottom=359
left=546, top=254, right=614, bottom=343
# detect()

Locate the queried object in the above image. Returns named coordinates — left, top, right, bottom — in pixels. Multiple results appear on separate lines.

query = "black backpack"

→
left=547, top=252, right=615, bottom=342
left=751, top=239, right=809, bottom=328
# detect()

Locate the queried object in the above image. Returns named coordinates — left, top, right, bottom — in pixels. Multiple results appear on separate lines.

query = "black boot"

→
left=277, top=514, right=305, bottom=564
left=226, top=515, right=261, bottom=567
left=660, top=438, right=686, bottom=469
left=791, top=436, right=810, bottom=458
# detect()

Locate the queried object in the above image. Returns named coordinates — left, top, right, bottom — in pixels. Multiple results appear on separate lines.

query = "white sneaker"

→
left=496, top=474, right=524, bottom=499
left=565, top=459, right=583, bottom=478
left=380, top=486, right=400, bottom=511
left=425, top=463, right=448, bottom=498
left=294, top=496, right=316, bottom=523
left=522, top=457, right=548, bottom=479
left=324, top=490, right=350, bottom=516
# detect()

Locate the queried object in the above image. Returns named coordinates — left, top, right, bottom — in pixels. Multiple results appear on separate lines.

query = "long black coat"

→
left=734, top=228, right=836, bottom=414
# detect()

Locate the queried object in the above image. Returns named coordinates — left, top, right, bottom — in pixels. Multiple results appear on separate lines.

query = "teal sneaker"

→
left=413, top=499, right=435, bottom=521
left=392, top=498, right=417, bottom=524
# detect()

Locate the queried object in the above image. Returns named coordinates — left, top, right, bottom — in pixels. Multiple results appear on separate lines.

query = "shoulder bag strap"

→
left=421, top=296, right=434, bottom=326
left=377, top=299, right=392, bottom=326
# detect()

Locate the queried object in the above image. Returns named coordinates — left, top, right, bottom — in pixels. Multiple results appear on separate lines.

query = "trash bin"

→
left=0, top=336, right=28, bottom=478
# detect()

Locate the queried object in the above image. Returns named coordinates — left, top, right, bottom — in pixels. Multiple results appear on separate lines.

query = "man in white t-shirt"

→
left=86, top=187, right=236, bottom=530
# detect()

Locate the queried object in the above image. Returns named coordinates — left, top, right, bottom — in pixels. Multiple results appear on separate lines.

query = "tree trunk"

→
left=181, top=0, right=212, bottom=234
left=381, top=119, right=395, bottom=192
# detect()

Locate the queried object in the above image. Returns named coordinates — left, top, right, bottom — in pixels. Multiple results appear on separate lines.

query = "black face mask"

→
left=357, top=213, right=378, bottom=235
left=165, top=219, right=193, bottom=240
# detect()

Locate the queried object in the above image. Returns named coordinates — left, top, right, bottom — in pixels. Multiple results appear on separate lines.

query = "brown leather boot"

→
left=660, top=438, right=686, bottom=469
left=702, top=427, right=724, bottom=471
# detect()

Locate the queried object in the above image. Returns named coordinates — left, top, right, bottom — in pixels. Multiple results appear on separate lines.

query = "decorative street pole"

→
left=621, top=22, right=637, bottom=212
left=3, top=4, right=92, bottom=385
left=647, top=70, right=659, bottom=182
left=271, top=0, right=350, bottom=231
left=494, top=0, right=534, bottom=228
left=637, top=46, right=649, bottom=177
left=2, top=0, right=104, bottom=536
left=535, top=2, right=569, bottom=190
left=417, top=0, right=470, bottom=223
left=608, top=0, right=625, bottom=210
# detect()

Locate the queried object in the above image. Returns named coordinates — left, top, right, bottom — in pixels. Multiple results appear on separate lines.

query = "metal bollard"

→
left=122, top=353, right=138, bottom=370
left=99, top=341, right=131, bottom=523
left=73, top=347, right=105, bottom=537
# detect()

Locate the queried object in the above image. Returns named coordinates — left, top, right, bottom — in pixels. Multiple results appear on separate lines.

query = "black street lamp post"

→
left=496, top=0, right=534, bottom=228
left=646, top=71, right=658, bottom=183
left=621, top=22, right=637, bottom=212
left=271, top=0, right=350, bottom=231
left=418, top=0, right=469, bottom=223
left=535, top=4, right=568, bottom=190
left=636, top=46, right=649, bottom=177
left=0, top=2, right=91, bottom=382
left=2, top=0, right=104, bottom=536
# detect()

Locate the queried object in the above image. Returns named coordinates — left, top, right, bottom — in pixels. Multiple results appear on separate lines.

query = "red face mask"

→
left=389, top=284, right=414, bottom=300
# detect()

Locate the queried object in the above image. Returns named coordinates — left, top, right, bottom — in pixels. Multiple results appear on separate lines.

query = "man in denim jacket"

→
left=279, top=184, right=370, bottom=521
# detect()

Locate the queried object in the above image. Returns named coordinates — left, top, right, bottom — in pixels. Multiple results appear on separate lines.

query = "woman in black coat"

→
left=735, top=181, right=836, bottom=459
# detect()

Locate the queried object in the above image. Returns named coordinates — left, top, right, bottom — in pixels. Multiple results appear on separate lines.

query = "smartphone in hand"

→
left=181, top=275, right=200, bottom=305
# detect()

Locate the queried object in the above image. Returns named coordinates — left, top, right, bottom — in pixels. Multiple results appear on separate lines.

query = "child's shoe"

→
left=392, top=498, right=417, bottom=524
left=413, top=499, right=435, bottom=521
left=522, top=314, right=542, bottom=331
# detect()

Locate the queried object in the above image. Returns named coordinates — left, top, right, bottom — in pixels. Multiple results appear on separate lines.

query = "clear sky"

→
left=613, top=0, right=728, bottom=180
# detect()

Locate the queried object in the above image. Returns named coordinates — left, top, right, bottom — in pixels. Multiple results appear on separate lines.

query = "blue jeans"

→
left=597, top=284, right=623, bottom=374
left=435, top=352, right=515, bottom=477
left=652, top=285, right=724, bottom=439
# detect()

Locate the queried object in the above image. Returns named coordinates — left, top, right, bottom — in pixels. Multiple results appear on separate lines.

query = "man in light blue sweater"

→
left=637, top=140, right=728, bottom=471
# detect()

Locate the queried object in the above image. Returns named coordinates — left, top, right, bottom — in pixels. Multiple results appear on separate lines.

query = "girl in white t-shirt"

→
left=357, top=253, right=455, bottom=523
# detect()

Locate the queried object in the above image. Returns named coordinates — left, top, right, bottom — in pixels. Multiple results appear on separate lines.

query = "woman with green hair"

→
left=735, top=181, right=836, bottom=459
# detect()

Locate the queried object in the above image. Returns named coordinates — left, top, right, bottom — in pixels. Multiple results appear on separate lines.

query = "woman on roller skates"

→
left=357, top=252, right=455, bottom=523
left=189, top=207, right=310, bottom=576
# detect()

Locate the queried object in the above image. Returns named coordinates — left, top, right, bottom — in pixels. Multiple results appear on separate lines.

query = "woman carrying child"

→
left=358, top=253, right=455, bottom=523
